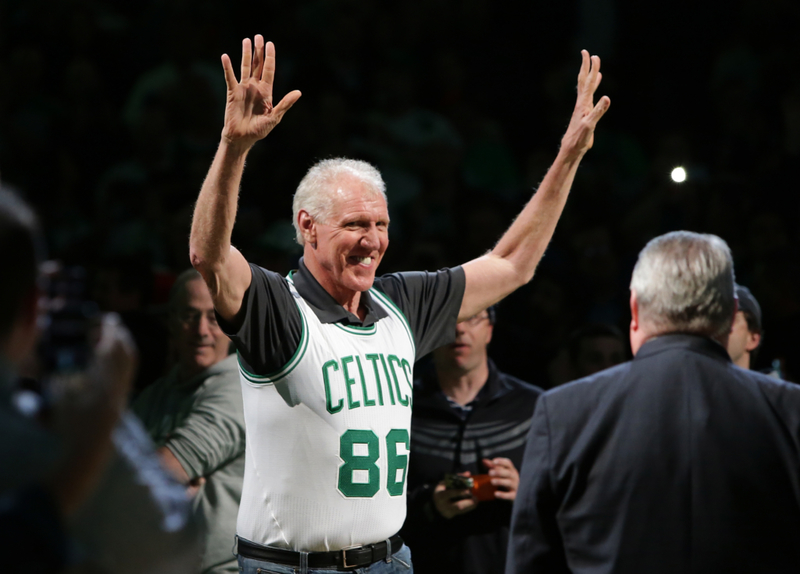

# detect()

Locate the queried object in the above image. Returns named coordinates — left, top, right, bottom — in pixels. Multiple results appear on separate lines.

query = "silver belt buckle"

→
left=341, top=544, right=361, bottom=569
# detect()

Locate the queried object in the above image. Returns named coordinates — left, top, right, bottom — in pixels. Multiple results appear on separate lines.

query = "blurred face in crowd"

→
left=573, top=335, right=626, bottom=378
left=305, top=177, right=390, bottom=301
left=727, top=311, right=760, bottom=368
left=435, top=311, right=493, bottom=374
left=173, top=278, right=230, bottom=379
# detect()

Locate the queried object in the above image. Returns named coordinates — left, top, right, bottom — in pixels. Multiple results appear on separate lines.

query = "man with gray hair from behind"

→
left=507, top=231, right=800, bottom=574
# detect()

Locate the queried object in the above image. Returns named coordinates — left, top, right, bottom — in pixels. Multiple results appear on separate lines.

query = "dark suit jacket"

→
left=507, top=333, right=800, bottom=574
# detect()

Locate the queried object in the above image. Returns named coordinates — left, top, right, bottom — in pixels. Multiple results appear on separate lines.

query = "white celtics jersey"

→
left=236, top=279, right=416, bottom=551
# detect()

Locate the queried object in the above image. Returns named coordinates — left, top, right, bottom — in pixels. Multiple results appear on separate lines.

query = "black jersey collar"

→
left=291, top=258, right=389, bottom=326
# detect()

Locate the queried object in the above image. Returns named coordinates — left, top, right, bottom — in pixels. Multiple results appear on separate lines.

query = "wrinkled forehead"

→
left=324, top=174, right=389, bottom=216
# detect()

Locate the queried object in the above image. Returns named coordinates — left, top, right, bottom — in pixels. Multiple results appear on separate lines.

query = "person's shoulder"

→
left=132, top=369, right=177, bottom=410
left=250, top=262, right=286, bottom=278
left=497, top=370, right=544, bottom=397
left=738, top=365, right=800, bottom=397
left=196, top=355, right=241, bottom=393
left=250, top=263, right=292, bottom=288
left=372, top=270, right=420, bottom=298
left=544, top=360, right=632, bottom=402
left=373, top=267, right=464, bottom=296
left=204, top=354, right=239, bottom=379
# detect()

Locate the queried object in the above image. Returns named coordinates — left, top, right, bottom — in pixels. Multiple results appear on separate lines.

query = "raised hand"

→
left=560, top=50, right=611, bottom=161
left=220, top=35, right=301, bottom=149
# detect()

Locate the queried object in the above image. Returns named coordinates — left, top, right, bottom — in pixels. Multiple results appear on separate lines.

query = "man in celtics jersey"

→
left=189, top=34, right=609, bottom=574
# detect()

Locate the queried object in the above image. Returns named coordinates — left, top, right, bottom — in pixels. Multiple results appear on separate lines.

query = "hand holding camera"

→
left=434, top=457, right=521, bottom=519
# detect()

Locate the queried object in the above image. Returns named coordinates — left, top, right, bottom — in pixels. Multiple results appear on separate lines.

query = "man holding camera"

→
left=401, top=307, right=542, bottom=574
left=0, top=190, right=135, bottom=571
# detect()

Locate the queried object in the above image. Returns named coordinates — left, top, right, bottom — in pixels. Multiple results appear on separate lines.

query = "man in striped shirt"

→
left=403, top=307, right=542, bottom=574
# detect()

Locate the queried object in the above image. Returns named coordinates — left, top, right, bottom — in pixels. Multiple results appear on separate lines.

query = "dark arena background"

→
left=1, top=0, right=798, bottom=388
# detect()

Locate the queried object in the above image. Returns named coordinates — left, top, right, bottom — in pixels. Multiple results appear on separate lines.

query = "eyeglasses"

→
left=461, top=313, right=490, bottom=326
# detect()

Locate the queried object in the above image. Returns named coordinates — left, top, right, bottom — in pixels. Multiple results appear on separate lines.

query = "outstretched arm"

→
left=459, top=51, right=609, bottom=320
left=190, top=35, right=301, bottom=322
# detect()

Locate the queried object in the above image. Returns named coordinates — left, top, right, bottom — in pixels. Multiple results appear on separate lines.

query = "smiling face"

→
left=300, top=175, right=390, bottom=307
left=172, top=278, right=231, bottom=380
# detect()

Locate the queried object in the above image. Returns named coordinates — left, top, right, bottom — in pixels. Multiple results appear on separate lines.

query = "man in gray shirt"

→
left=133, top=269, right=245, bottom=573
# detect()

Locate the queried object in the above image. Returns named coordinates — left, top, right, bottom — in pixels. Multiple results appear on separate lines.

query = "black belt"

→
left=237, top=535, right=404, bottom=570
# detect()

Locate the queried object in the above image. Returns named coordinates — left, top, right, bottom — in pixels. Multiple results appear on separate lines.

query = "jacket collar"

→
left=418, top=358, right=511, bottom=406
left=635, top=332, right=732, bottom=363
left=290, top=258, right=388, bottom=326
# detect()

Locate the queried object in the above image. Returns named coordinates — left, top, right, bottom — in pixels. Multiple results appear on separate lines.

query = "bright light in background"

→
left=671, top=167, right=687, bottom=183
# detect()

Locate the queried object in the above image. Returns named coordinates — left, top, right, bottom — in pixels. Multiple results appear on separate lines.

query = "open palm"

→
left=560, top=50, right=610, bottom=160
left=221, top=35, right=301, bottom=148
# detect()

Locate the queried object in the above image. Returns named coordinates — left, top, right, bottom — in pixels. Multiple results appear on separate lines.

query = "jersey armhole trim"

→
left=370, top=288, right=416, bottom=357
left=238, top=297, right=309, bottom=385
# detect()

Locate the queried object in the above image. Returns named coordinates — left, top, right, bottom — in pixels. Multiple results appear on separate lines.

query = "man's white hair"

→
left=630, top=231, right=736, bottom=339
left=291, top=158, right=387, bottom=245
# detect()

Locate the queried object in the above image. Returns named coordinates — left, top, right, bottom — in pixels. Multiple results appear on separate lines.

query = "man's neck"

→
left=435, top=361, right=490, bottom=407
left=302, top=254, right=364, bottom=319
left=178, top=362, right=207, bottom=383
left=734, top=353, right=751, bottom=370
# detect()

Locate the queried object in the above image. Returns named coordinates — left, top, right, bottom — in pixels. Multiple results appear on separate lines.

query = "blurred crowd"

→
left=1, top=0, right=798, bottom=400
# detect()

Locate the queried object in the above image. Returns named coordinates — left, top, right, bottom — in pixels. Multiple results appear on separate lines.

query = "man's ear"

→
left=746, top=331, right=761, bottom=353
left=298, top=210, right=316, bottom=248
left=629, top=289, right=645, bottom=356
left=629, top=290, right=639, bottom=332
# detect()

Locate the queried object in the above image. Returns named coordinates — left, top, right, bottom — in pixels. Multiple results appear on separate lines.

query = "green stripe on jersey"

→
left=369, top=288, right=416, bottom=358
left=238, top=298, right=309, bottom=384
left=334, top=322, right=378, bottom=336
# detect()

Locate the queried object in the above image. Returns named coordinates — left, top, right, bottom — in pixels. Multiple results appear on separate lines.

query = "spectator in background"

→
left=567, top=323, right=626, bottom=378
left=508, top=231, right=800, bottom=573
left=727, top=283, right=762, bottom=371
left=0, top=190, right=135, bottom=571
left=133, top=269, right=244, bottom=574
left=547, top=323, right=626, bottom=388
left=403, top=307, right=542, bottom=574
